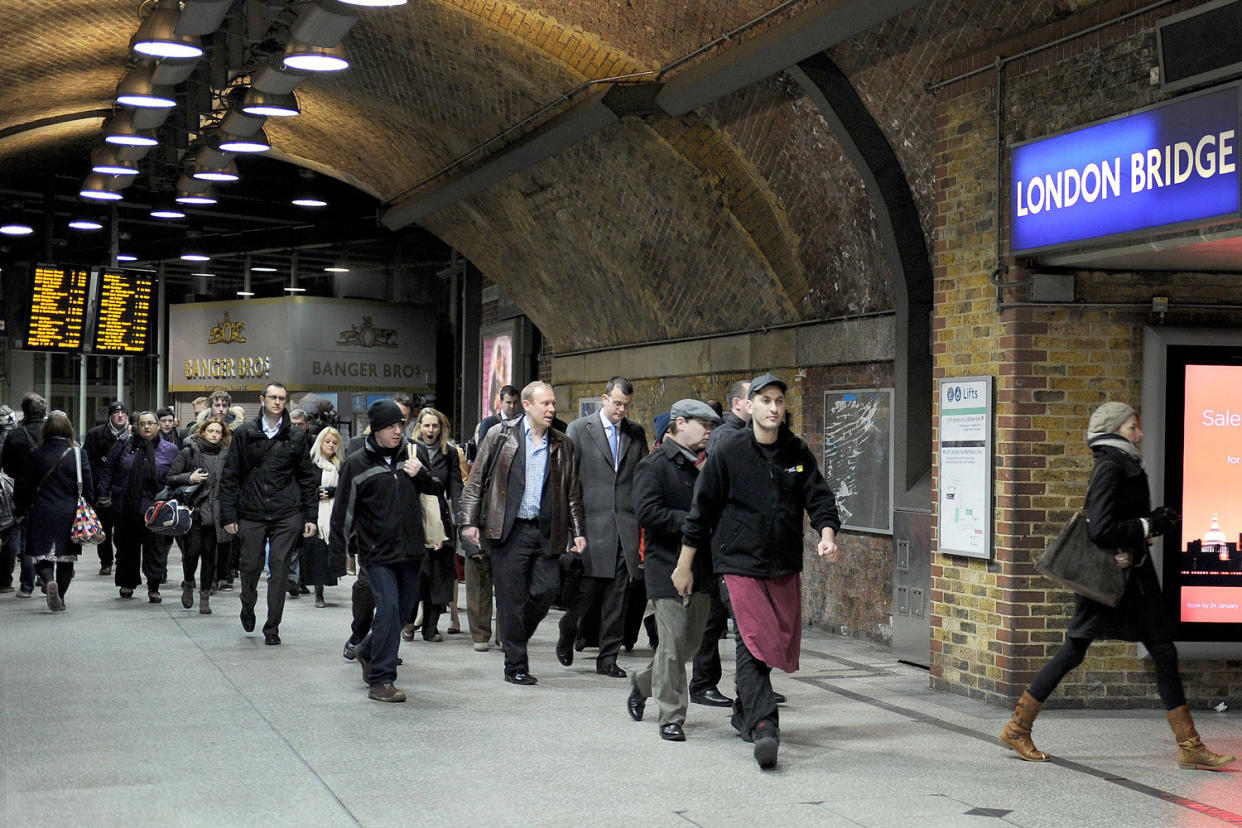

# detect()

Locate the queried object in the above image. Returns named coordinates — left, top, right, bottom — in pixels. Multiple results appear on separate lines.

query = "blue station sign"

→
left=1010, top=85, right=1240, bottom=253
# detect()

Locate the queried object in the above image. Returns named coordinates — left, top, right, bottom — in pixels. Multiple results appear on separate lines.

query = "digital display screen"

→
left=27, top=263, right=90, bottom=351
left=1163, top=347, right=1242, bottom=637
left=92, top=269, right=154, bottom=354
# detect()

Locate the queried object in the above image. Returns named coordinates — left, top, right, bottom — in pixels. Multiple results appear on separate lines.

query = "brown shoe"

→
left=1167, top=705, right=1236, bottom=770
left=999, top=690, right=1048, bottom=761
left=368, top=683, right=407, bottom=703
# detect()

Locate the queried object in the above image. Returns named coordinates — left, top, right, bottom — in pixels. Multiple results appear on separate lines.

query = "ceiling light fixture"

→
left=324, top=266, right=350, bottom=273
left=293, top=196, right=327, bottom=207
left=237, top=290, right=255, bottom=297
left=80, top=174, right=126, bottom=201
left=181, top=253, right=211, bottom=262
left=251, top=266, right=277, bottom=272
left=290, top=0, right=359, bottom=47
left=283, top=41, right=350, bottom=72
left=0, top=223, right=34, bottom=236
left=131, top=6, right=204, bottom=60
left=115, top=65, right=176, bottom=108
left=175, top=175, right=217, bottom=205
left=217, top=128, right=271, bottom=153
left=69, top=219, right=104, bottom=231
left=103, top=112, right=158, bottom=147
left=241, top=89, right=300, bottom=117
left=150, top=205, right=186, bottom=219
left=91, top=146, right=141, bottom=176
left=116, top=254, right=138, bottom=262
left=192, top=160, right=239, bottom=182
left=176, top=0, right=233, bottom=35
left=284, top=286, right=307, bottom=293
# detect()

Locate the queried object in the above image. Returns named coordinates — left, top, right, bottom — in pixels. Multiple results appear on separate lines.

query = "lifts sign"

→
left=1010, top=85, right=1241, bottom=253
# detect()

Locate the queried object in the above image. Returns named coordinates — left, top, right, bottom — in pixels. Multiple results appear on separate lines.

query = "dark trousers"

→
left=97, top=507, right=116, bottom=567
left=418, top=571, right=443, bottom=639
left=357, top=559, right=420, bottom=687
left=238, top=514, right=302, bottom=634
left=34, top=560, right=75, bottom=597
left=181, top=522, right=219, bottom=587
left=350, top=564, right=373, bottom=645
left=559, top=547, right=628, bottom=667
left=690, top=576, right=729, bottom=695
left=1030, top=636, right=1187, bottom=709
left=2, top=526, right=32, bottom=591
left=491, top=519, right=561, bottom=676
left=721, top=579, right=779, bottom=737
left=114, top=513, right=166, bottom=591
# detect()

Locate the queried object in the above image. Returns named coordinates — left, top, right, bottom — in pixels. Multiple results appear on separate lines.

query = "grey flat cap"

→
left=669, top=399, right=722, bottom=423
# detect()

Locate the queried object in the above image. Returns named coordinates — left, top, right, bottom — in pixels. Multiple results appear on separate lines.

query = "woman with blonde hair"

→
left=305, top=427, right=343, bottom=607
left=403, top=407, right=463, bottom=642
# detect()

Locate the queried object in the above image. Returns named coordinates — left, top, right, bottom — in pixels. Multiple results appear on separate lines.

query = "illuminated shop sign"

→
left=1010, top=84, right=1241, bottom=253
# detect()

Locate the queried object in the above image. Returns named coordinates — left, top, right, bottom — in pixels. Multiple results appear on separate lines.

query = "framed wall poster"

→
left=822, top=388, right=894, bottom=534
left=937, top=376, right=994, bottom=559
left=479, top=320, right=517, bottom=421
left=578, top=397, right=603, bottom=420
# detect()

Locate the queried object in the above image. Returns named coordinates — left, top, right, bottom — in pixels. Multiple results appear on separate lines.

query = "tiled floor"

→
left=2, top=553, right=1239, bottom=827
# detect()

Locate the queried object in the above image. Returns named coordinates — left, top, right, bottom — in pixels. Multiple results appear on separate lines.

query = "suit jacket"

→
left=565, top=413, right=646, bottom=579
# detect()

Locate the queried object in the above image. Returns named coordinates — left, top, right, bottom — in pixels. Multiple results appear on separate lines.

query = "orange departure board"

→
left=92, top=269, right=154, bottom=354
left=27, top=263, right=90, bottom=350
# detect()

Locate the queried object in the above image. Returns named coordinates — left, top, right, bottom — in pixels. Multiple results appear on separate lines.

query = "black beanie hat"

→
left=367, top=399, right=404, bottom=432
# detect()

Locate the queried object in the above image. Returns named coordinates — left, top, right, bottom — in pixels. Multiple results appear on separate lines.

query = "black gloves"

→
left=1147, top=506, right=1180, bottom=538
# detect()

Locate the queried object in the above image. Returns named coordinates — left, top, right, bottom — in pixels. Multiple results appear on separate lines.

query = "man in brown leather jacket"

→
left=461, top=381, right=586, bottom=686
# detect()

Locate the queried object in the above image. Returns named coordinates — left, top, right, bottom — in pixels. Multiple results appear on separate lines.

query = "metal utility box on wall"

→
left=892, top=507, right=931, bottom=667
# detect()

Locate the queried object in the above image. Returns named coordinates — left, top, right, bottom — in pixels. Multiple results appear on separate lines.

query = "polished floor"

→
left=2, top=551, right=1240, bottom=827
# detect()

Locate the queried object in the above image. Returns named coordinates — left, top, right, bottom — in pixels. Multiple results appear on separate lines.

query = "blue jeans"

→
left=357, top=559, right=421, bottom=687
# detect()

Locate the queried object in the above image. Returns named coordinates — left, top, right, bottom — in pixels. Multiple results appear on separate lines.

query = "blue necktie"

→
left=609, top=423, right=619, bottom=469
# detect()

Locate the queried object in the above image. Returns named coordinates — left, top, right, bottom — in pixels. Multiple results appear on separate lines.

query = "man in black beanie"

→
left=331, top=399, right=442, bottom=702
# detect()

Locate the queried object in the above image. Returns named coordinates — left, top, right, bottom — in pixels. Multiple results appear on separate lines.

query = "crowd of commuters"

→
left=0, top=380, right=1231, bottom=772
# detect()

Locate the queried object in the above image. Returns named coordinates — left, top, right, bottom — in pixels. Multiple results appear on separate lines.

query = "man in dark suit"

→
left=460, top=381, right=586, bottom=685
left=557, top=376, right=647, bottom=678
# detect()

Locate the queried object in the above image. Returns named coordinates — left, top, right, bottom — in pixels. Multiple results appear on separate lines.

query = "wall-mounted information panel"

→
left=92, top=269, right=154, bottom=354
left=27, top=263, right=90, bottom=351
left=937, top=375, right=993, bottom=559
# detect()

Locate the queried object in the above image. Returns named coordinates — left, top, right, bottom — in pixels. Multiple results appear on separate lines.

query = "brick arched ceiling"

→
left=0, top=0, right=996, bottom=351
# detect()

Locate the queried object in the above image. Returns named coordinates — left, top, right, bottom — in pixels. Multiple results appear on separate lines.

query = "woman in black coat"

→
left=404, top=408, right=463, bottom=642
left=165, top=416, right=230, bottom=614
left=13, top=412, right=91, bottom=612
left=1000, top=401, right=1234, bottom=771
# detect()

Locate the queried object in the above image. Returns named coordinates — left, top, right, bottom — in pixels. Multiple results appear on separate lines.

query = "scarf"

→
left=1086, top=433, right=1142, bottom=464
left=367, top=433, right=402, bottom=468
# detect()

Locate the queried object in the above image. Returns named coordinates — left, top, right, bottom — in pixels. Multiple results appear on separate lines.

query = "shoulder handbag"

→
left=1034, top=469, right=1129, bottom=606
left=70, top=447, right=106, bottom=545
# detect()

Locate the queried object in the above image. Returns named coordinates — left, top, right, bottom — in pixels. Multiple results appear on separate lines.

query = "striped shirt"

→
left=517, top=416, right=548, bottom=519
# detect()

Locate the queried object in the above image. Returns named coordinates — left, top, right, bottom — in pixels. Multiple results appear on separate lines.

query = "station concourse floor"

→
left=2, top=552, right=1241, bottom=828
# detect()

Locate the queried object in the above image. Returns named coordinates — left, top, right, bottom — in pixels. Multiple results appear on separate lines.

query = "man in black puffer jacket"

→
left=219, top=382, right=318, bottom=645
left=331, top=400, right=442, bottom=702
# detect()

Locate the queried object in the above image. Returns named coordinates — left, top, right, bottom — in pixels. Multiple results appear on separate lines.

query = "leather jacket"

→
left=459, top=419, right=585, bottom=554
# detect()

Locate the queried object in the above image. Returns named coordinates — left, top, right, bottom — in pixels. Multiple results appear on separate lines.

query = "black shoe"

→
left=691, top=687, right=734, bottom=707
left=180, top=581, right=194, bottom=609
left=240, top=605, right=256, bottom=633
left=505, top=672, right=538, bottom=685
left=288, top=587, right=300, bottom=599
left=342, top=639, right=357, bottom=661
left=264, top=631, right=281, bottom=645
left=99, top=565, right=111, bottom=576
left=773, top=691, right=787, bottom=704
left=148, top=591, right=162, bottom=604
left=597, top=662, right=626, bottom=679
left=660, top=723, right=686, bottom=742
left=298, top=584, right=310, bottom=594
left=556, top=633, right=574, bottom=667
left=731, top=698, right=747, bottom=738
left=752, top=721, right=779, bottom=769
left=627, top=678, right=645, bottom=722
left=574, top=637, right=587, bottom=652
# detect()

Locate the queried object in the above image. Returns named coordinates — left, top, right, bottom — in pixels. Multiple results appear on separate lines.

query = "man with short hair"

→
left=219, top=381, right=318, bottom=645
left=2, top=393, right=48, bottom=597
left=332, top=400, right=441, bottom=702
left=288, top=408, right=308, bottom=429
left=627, top=399, right=720, bottom=741
left=471, top=385, right=520, bottom=451
left=84, top=402, right=130, bottom=575
left=460, top=381, right=586, bottom=685
left=678, top=374, right=841, bottom=769
left=558, top=376, right=647, bottom=678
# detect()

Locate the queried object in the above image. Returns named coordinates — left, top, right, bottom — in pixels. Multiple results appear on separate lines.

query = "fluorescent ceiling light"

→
left=151, top=207, right=186, bottom=219
left=69, top=220, right=104, bottom=231
left=191, top=272, right=215, bottom=277
left=237, top=290, right=255, bottom=297
left=292, top=197, right=327, bottom=207
left=181, top=253, right=211, bottom=262
left=131, top=7, right=203, bottom=59
left=251, top=266, right=277, bottom=272
left=284, top=286, right=307, bottom=293
left=324, top=266, right=350, bottom=273
left=0, top=224, right=33, bottom=236
left=117, top=254, right=138, bottom=262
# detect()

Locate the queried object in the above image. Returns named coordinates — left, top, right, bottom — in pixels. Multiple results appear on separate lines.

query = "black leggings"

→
left=35, top=561, right=75, bottom=597
left=1030, top=636, right=1186, bottom=710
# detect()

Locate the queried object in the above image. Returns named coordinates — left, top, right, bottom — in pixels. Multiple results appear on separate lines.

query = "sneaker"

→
left=473, top=642, right=489, bottom=652
left=17, top=589, right=32, bottom=598
left=46, top=582, right=63, bottom=612
left=752, top=721, right=779, bottom=769
left=368, top=683, right=406, bottom=703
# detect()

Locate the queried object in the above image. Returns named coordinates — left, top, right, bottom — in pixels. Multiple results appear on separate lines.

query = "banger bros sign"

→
left=1010, top=84, right=1241, bottom=253
left=169, top=297, right=435, bottom=393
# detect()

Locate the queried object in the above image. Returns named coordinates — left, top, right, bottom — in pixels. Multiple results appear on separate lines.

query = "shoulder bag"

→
left=1034, top=469, right=1128, bottom=607
left=70, top=447, right=106, bottom=545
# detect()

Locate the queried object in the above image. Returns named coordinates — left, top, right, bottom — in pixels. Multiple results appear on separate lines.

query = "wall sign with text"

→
left=1010, top=84, right=1241, bottom=253
left=937, top=376, right=993, bottom=559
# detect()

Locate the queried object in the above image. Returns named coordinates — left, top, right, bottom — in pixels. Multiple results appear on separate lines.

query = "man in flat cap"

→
left=627, top=399, right=720, bottom=741
left=678, top=374, right=842, bottom=769
left=84, top=401, right=130, bottom=575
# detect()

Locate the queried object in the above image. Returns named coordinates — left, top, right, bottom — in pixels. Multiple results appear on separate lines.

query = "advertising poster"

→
left=1178, top=364, right=1242, bottom=624
left=938, top=376, right=993, bottom=559
left=822, top=389, right=894, bottom=534
left=480, top=323, right=514, bottom=421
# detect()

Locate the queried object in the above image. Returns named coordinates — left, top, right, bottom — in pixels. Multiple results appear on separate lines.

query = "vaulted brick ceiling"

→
left=0, top=0, right=916, bottom=351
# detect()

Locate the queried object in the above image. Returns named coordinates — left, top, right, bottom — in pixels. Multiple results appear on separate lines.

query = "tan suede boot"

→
left=999, top=691, right=1049, bottom=761
left=1166, top=706, right=1236, bottom=770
